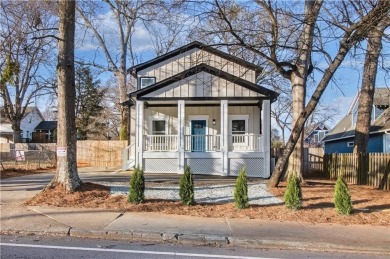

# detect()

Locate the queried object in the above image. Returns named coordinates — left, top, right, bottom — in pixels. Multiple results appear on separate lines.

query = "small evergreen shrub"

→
left=234, top=166, right=249, bottom=209
left=179, top=166, right=195, bottom=205
left=284, top=175, right=302, bottom=210
left=128, top=166, right=145, bottom=204
left=334, top=176, right=352, bottom=215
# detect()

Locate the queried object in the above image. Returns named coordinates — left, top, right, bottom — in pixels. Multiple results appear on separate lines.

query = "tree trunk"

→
left=48, top=0, right=82, bottom=192
left=115, top=69, right=129, bottom=140
left=12, top=121, right=22, bottom=143
left=287, top=72, right=306, bottom=180
left=284, top=0, right=322, bottom=182
left=353, top=20, right=387, bottom=154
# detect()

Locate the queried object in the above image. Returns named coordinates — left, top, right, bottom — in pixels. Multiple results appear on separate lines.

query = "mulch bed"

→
left=25, top=178, right=390, bottom=226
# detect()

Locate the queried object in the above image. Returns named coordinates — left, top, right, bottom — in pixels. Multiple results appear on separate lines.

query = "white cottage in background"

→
left=123, top=42, right=279, bottom=178
left=0, top=107, right=44, bottom=143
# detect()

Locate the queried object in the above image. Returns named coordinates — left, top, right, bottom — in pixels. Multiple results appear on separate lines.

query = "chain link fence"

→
left=0, top=143, right=56, bottom=170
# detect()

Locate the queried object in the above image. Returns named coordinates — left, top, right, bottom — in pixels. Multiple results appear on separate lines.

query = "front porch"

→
left=130, top=99, right=271, bottom=178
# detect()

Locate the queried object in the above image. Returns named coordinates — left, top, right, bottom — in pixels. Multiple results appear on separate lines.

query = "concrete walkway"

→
left=1, top=168, right=389, bottom=254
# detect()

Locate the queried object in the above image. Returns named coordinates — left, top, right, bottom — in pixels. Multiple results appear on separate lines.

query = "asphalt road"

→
left=1, top=235, right=387, bottom=259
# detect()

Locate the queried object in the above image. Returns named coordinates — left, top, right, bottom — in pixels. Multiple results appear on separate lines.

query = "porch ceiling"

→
left=145, top=99, right=260, bottom=107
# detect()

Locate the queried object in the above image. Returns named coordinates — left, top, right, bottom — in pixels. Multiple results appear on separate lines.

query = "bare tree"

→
left=48, top=0, right=82, bottom=192
left=194, top=0, right=323, bottom=181
left=187, top=0, right=388, bottom=185
left=269, top=0, right=390, bottom=187
left=0, top=1, right=56, bottom=142
left=75, top=0, right=164, bottom=140
left=354, top=15, right=389, bottom=153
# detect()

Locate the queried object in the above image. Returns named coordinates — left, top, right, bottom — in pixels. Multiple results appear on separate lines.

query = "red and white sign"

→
left=56, top=147, right=67, bottom=157
left=15, top=150, right=25, bottom=161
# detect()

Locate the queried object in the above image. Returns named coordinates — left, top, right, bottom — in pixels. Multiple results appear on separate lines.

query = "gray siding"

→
left=138, top=48, right=256, bottom=85
left=143, top=71, right=264, bottom=99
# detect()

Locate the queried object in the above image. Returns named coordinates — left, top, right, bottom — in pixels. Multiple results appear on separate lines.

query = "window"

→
left=229, top=115, right=248, bottom=144
left=314, top=134, right=319, bottom=143
left=140, top=77, right=156, bottom=89
left=232, top=120, right=246, bottom=134
left=347, top=142, right=354, bottom=147
left=152, top=120, right=166, bottom=135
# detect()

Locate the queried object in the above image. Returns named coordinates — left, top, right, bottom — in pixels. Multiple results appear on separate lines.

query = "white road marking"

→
left=1, top=243, right=278, bottom=259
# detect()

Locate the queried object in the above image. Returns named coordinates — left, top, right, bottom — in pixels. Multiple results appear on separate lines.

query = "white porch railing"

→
left=229, top=134, right=263, bottom=151
left=144, top=135, right=178, bottom=151
left=184, top=135, right=221, bottom=151
left=142, top=134, right=262, bottom=152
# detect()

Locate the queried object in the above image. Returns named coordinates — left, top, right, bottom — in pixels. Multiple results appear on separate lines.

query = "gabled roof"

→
left=35, top=121, right=57, bottom=131
left=128, top=41, right=262, bottom=77
left=373, top=88, right=390, bottom=108
left=323, top=87, right=390, bottom=143
left=304, top=123, right=329, bottom=140
left=129, top=63, right=279, bottom=102
left=0, top=107, right=44, bottom=124
left=323, top=107, right=390, bottom=142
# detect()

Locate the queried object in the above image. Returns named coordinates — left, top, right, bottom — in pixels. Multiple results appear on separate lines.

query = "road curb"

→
left=2, top=229, right=389, bottom=255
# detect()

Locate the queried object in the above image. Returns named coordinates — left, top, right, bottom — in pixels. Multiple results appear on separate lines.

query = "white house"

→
left=0, top=107, right=44, bottom=143
left=123, top=42, right=279, bottom=177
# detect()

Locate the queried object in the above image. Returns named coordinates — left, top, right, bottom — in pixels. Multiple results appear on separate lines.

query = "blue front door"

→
left=191, top=120, right=206, bottom=152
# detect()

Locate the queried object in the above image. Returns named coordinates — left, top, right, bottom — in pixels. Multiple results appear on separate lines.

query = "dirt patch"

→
left=25, top=178, right=390, bottom=226
left=0, top=167, right=55, bottom=179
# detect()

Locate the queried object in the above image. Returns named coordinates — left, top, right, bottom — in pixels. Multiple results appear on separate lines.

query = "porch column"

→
left=135, top=100, right=144, bottom=168
left=178, top=100, right=185, bottom=172
left=221, top=100, right=228, bottom=176
left=262, top=100, right=271, bottom=177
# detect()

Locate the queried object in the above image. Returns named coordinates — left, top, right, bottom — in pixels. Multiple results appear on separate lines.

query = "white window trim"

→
left=228, top=115, right=249, bottom=135
left=139, top=76, right=156, bottom=89
left=148, top=115, right=168, bottom=135
left=229, top=115, right=249, bottom=146
left=347, top=141, right=354, bottom=147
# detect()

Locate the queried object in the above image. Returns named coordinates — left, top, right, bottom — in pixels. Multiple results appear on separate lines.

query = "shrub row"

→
left=128, top=166, right=353, bottom=215
left=283, top=174, right=352, bottom=215
left=128, top=165, right=250, bottom=208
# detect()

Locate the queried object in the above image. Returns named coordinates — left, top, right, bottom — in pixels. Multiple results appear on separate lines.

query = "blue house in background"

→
left=323, top=88, right=390, bottom=153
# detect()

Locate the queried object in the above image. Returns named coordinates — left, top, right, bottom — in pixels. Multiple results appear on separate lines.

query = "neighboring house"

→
left=33, top=121, right=57, bottom=143
left=123, top=41, right=279, bottom=177
left=0, top=107, right=44, bottom=143
left=304, top=123, right=330, bottom=147
left=323, top=88, right=390, bottom=153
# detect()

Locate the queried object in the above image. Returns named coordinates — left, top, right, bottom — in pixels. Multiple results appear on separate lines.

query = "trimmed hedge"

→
left=334, top=176, right=352, bottom=215
left=128, top=166, right=145, bottom=204
left=179, top=166, right=195, bottom=205
left=234, top=166, right=249, bottom=209
left=284, top=175, right=302, bottom=210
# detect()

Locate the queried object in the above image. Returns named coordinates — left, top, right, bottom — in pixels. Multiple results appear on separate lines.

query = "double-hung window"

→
left=152, top=120, right=166, bottom=135
left=229, top=115, right=249, bottom=144
left=149, top=117, right=168, bottom=151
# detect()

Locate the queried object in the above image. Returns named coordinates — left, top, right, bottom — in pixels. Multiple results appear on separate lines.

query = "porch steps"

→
left=122, top=143, right=135, bottom=171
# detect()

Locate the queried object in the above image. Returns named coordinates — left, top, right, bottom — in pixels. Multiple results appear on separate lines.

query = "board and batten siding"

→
left=143, top=72, right=264, bottom=99
left=143, top=106, right=260, bottom=136
left=138, top=48, right=256, bottom=84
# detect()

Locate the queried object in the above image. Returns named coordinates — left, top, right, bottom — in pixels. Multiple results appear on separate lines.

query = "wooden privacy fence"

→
left=1, top=141, right=128, bottom=168
left=77, top=140, right=127, bottom=167
left=272, top=147, right=324, bottom=175
left=323, top=153, right=390, bottom=190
